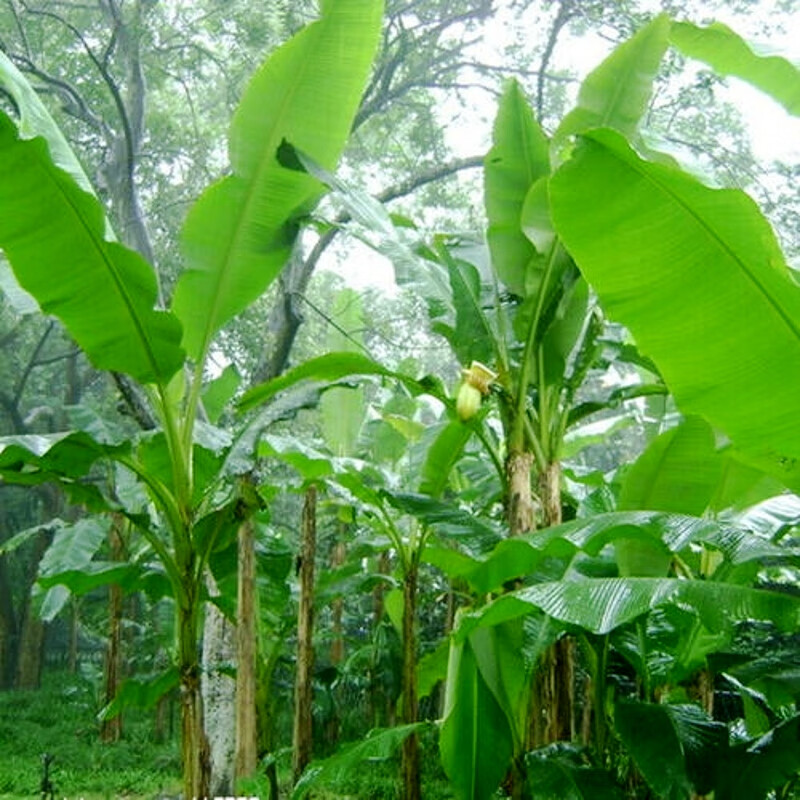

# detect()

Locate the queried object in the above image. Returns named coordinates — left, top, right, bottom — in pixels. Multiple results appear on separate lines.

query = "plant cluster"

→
left=0, top=2, right=799, bottom=800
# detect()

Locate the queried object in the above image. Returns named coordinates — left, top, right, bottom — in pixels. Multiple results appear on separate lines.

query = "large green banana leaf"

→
left=550, top=128, right=800, bottom=489
left=426, top=510, right=791, bottom=596
left=0, top=50, right=95, bottom=193
left=37, top=517, right=108, bottom=621
left=419, top=420, right=475, bottom=497
left=238, top=351, right=440, bottom=413
left=619, top=417, right=721, bottom=516
left=440, top=633, right=513, bottom=800
left=553, top=14, right=670, bottom=150
left=526, top=744, right=623, bottom=799
left=320, top=289, right=366, bottom=458
left=714, top=715, right=800, bottom=800
left=615, top=701, right=726, bottom=798
left=616, top=416, right=722, bottom=576
left=457, top=577, right=800, bottom=639
left=670, top=21, right=800, bottom=117
left=171, top=0, right=383, bottom=363
left=0, top=114, right=184, bottom=385
left=291, top=723, right=429, bottom=800
left=0, top=431, right=128, bottom=509
left=484, top=79, right=550, bottom=296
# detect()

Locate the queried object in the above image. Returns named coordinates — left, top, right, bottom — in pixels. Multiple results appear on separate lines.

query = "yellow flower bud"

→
left=456, top=382, right=482, bottom=421
left=455, top=361, right=497, bottom=420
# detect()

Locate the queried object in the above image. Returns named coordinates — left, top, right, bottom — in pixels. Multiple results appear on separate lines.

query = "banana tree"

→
left=271, top=12, right=800, bottom=799
left=276, top=20, right=682, bottom=767
left=0, top=1, right=383, bottom=795
left=244, top=348, right=507, bottom=799
left=440, top=17, right=800, bottom=799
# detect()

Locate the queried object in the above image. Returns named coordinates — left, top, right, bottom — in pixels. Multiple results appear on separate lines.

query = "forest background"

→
left=0, top=0, right=799, bottom=799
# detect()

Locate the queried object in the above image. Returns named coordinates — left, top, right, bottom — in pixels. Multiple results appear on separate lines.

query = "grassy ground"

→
left=0, top=670, right=180, bottom=798
left=0, top=670, right=455, bottom=799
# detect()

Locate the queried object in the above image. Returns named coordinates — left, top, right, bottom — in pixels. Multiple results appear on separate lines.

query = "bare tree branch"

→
left=112, top=372, right=157, bottom=430
left=5, top=53, right=109, bottom=133
left=13, top=319, right=54, bottom=408
left=535, top=0, right=577, bottom=120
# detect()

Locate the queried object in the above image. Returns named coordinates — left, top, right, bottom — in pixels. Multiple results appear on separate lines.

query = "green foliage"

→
left=171, top=0, right=384, bottom=364
left=526, top=744, right=623, bottom=800
left=669, top=21, right=800, bottom=117
left=3, top=5, right=800, bottom=800
left=0, top=115, right=184, bottom=385
left=714, top=714, right=800, bottom=800
left=239, top=350, right=440, bottom=413
left=618, top=417, right=721, bottom=516
left=0, top=50, right=95, bottom=194
left=550, top=127, right=800, bottom=489
left=320, top=289, right=367, bottom=457
left=202, top=365, right=242, bottom=424
left=440, top=633, right=513, bottom=800
left=97, top=669, right=181, bottom=723
left=553, top=14, right=670, bottom=150
left=465, top=578, right=800, bottom=637
left=291, top=723, right=430, bottom=799
left=484, top=79, right=550, bottom=297
left=616, top=416, right=722, bottom=576
left=36, top=517, right=108, bottom=621
left=615, top=702, right=727, bottom=798
left=0, top=671, right=179, bottom=796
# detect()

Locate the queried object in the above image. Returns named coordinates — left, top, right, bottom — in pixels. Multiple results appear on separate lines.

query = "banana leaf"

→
left=550, top=128, right=800, bottom=490
left=171, top=0, right=383, bottom=363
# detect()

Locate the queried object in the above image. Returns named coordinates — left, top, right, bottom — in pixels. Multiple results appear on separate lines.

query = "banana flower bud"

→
left=456, top=361, right=497, bottom=421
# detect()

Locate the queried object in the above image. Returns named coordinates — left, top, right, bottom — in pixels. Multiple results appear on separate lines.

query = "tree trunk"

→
left=401, top=563, right=421, bottom=800
left=292, top=485, right=317, bottom=785
left=507, top=450, right=535, bottom=535
left=0, top=555, right=17, bottom=688
left=330, top=539, right=346, bottom=666
left=178, top=581, right=211, bottom=800
left=202, top=579, right=236, bottom=796
left=14, top=601, right=45, bottom=690
left=236, top=519, right=258, bottom=782
left=14, top=527, right=52, bottom=690
left=504, top=449, right=535, bottom=799
left=530, top=461, right=574, bottom=747
left=101, top=519, right=125, bottom=742
left=101, top=584, right=123, bottom=742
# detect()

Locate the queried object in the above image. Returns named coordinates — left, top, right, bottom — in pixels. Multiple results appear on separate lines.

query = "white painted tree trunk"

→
left=201, top=578, right=236, bottom=796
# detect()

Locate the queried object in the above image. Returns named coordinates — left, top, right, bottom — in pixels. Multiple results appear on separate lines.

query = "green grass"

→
left=0, top=670, right=458, bottom=800
left=0, top=669, right=180, bottom=798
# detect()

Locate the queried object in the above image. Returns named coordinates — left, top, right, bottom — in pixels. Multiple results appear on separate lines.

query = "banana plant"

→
left=234, top=13, right=800, bottom=797
left=0, top=2, right=383, bottom=796
left=248, top=355, right=506, bottom=800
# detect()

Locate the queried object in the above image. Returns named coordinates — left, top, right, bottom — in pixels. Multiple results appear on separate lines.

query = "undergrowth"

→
left=0, top=669, right=180, bottom=798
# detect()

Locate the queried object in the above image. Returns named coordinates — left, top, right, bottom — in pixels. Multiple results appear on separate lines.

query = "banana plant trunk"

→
left=236, top=518, right=258, bottom=781
left=505, top=448, right=535, bottom=800
left=401, top=562, right=421, bottom=800
left=507, top=450, right=535, bottom=535
left=531, top=461, right=574, bottom=747
left=178, top=577, right=211, bottom=800
left=101, top=520, right=125, bottom=742
left=292, top=485, right=318, bottom=785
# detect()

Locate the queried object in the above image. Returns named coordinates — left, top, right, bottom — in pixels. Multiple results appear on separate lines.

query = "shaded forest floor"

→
left=0, top=669, right=456, bottom=800
left=0, top=670, right=180, bottom=798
